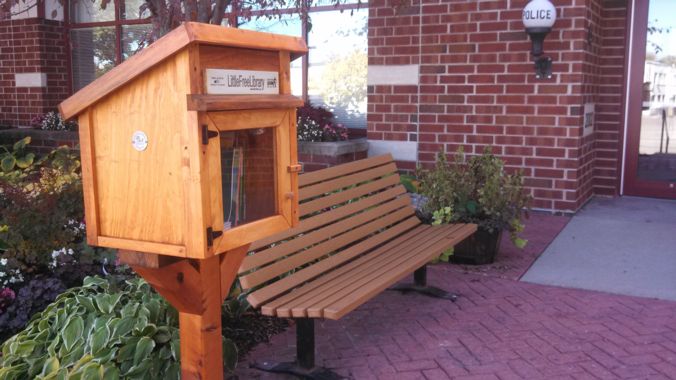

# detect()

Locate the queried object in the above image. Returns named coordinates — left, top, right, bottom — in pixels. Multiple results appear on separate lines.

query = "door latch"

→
left=201, top=124, right=219, bottom=145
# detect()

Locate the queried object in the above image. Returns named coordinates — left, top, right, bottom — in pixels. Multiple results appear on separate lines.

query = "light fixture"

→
left=522, top=0, right=557, bottom=79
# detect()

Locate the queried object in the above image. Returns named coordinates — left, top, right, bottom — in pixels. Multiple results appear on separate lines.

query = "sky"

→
left=648, top=0, right=676, bottom=57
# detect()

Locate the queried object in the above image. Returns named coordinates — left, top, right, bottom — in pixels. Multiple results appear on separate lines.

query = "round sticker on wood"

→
left=132, top=131, right=148, bottom=151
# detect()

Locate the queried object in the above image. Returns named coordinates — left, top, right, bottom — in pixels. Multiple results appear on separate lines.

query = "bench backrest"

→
left=238, top=154, right=422, bottom=308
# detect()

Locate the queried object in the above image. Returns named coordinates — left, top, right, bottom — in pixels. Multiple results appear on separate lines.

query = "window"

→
left=69, top=0, right=114, bottom=23
left=67, top=0, right=369, bottom=128
left=239, top=14, right=304, bottom=96
left=69, top=0, right=152, bottom=91
left=307, top=8, right=367, bottom=129
left=70, top=27, right=116, bottom=91
left=235, top=3, right=368, bottom=128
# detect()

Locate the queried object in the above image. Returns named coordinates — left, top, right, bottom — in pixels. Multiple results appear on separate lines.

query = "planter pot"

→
left=297, top=138, right=369, bottom=172
left=451, top=227, right=503, bottom=265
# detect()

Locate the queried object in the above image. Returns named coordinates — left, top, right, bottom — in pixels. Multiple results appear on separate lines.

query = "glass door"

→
left=624, top=0, right=676, bottom=198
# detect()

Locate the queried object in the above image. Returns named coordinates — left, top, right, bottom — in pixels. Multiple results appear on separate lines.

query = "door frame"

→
left=622, top=0, right=676, bottom=198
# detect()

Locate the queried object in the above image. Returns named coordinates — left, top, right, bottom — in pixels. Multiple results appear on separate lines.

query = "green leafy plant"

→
left=0, top=276, right=178, bottom=379
left=400, top=174, right=419, bottom=193
left=0, top=142, right=122, bottom=338
left=0, top=275, right=241, bottom=379
left=0, top=145, right=86, bottom=274
left=431, top=206, right=453, bottom=226
left=417, top=147, right=531, bottom=248
left=0, top=225, right=7, bottom=252
left=0, top=137, right=35, bottom=173
left=428, top=207, right=454, bottom=263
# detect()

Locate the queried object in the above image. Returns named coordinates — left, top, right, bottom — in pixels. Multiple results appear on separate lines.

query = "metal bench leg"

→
left=251, top=318, right=345, bottom=379
left=388, top=266, right=458, bottom=301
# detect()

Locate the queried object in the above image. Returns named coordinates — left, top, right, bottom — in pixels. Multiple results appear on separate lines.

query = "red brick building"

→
left=367, top=0, right=636, bottom=211
left=2, top=0, right=674, bottom=211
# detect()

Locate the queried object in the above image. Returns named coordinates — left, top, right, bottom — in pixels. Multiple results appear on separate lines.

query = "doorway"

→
left=624, top=0, right=676, bottom=198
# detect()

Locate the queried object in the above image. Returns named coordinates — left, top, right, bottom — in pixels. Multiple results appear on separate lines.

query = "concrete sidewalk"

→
left=522, top=196, right=676, bottom=301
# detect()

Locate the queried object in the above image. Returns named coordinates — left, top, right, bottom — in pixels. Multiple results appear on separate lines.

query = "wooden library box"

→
left=59, top=22, right=307, bottom=260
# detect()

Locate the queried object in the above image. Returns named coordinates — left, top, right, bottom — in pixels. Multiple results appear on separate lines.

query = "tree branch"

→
left=196, top=0, right=210, bottom=23
left=184, top=0, right=196, bottom=21
left=209, top=0, right=229, bottom=24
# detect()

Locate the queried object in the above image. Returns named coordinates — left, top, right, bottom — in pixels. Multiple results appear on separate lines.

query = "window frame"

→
left=65, top=0, right=367, bottom=100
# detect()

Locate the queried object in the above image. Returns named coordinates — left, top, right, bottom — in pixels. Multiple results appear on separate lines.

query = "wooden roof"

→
left=59, top=22, right=308, bottom=119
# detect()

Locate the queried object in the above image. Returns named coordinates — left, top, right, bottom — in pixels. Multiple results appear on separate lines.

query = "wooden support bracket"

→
left=125, top=245, right=250, bottom=380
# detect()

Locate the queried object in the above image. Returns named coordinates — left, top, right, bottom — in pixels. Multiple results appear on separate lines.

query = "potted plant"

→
left=417, top=147, right=531, bottom=264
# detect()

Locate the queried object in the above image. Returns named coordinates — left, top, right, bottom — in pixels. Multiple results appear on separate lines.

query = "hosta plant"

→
left=0, top=275, right=238, bottom=379
left=0, top=137, right=35, bottom=173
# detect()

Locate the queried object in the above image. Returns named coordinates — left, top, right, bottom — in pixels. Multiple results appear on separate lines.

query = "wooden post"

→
left=120, top=245, right=250, bottom=380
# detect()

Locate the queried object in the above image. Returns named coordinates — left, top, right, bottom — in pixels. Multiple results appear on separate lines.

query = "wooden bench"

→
left=238, top=154, right=476, bottom=379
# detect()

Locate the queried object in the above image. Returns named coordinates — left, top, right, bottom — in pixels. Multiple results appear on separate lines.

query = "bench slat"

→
left=277, top=224, right=467, bottom=318
left=299, top=154, right=393, bottom=187
left=299, top=162, right=398, bottom=200
left=261, top=218, right=431, bottom=318
left=250, top=216, right=422, bottom=308
left=321, top=224, right=477, bottom=319
left=239, top=201, right=413, bottom=288
left=248, top=183, right=405, bottom=252
left=240, top=194, right=412, bottom=274
left=299, top=175, right=401, bottom=216
left=241, top=205, right=414, bottom=289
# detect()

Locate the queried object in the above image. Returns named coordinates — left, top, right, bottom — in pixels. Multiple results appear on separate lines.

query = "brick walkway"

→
left=236, top=214, right=676, bottom=379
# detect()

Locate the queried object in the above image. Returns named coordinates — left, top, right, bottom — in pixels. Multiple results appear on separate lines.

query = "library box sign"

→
left=206, top=69, right=279, bottom=95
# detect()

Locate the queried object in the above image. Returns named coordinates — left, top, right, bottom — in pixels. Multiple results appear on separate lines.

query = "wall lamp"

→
left=522, top=0, right=557, bottom=79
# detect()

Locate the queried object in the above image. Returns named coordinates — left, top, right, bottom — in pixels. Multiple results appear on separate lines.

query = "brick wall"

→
left=0, top=129, right=79, bottom=155
left=594, top=0, right=628, bottom=197
left=367, top=0, right=628, bottom=212
left=0, top=18, right=69, bottom=128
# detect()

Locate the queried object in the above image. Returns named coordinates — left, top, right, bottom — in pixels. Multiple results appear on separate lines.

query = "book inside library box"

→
left=220, top=127, right=277, bottom=230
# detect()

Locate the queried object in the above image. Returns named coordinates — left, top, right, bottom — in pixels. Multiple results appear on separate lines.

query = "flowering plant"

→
left=0, top=287, right=15, bottom=314
left=297, top=102, right=348, bottom=142
left=30, top=111, right=77, bottom=131
left=0, top=257, right=23, bottom=287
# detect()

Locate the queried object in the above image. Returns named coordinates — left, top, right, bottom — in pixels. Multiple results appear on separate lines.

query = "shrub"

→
left=417, top=147, right=531, bottom=248
left=297, top=102, right=348, bottom=142
left=0, top=141, right=116, bottom=337
left=0, top=275, right=241, bottom=379
left=0, top=144, right=84, bottom=275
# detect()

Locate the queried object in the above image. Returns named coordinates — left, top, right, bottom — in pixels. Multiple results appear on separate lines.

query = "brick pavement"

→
left=236, top=214, right=676, bottom=379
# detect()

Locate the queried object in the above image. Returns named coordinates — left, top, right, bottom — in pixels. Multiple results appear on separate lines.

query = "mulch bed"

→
left=444, top=211, right=571, bottom=280
left=224, top=310, right=290, bottom=359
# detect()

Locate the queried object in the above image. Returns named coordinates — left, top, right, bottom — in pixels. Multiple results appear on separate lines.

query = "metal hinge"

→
left=201, top=124, right=219, bottom=145
left=206, top=227, right=223, bottom=247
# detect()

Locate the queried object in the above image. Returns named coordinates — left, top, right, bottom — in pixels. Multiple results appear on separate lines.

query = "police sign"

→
left=522, top=0, right=557, bottom=30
